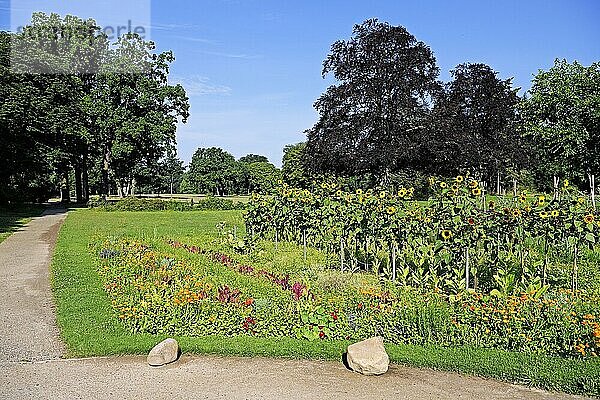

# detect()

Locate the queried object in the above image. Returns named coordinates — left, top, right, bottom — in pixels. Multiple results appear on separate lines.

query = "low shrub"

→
left=89, top=196, right=246, bottom=212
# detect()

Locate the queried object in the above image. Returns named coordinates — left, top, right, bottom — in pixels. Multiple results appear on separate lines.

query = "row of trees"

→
left=296, top=19, right=600, bottom=196
left=1, top=13, right=189, bottom=203
left=181, top=148, right=280, bottom=196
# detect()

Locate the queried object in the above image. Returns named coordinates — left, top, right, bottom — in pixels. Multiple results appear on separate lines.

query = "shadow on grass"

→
left=0, top=204, right=46, bottom=242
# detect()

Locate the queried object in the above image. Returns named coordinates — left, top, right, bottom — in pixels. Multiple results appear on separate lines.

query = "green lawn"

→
left=51, top=209, right=600, bottom=397
left=0, top=204, right=45, bottom=244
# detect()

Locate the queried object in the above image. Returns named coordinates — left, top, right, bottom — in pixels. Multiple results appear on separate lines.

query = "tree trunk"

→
left=74, top=159, right=83, bottom=204
left=513, top=178, right=518, bottom=197
left=553, top=175, right=560, bottom=200
left=60, top=169, right=70, bottom=204
left=102, top=146, right=111, bottom=199
left=496, top=171, right=501, bottom=195
left=82, top=152, right=89, bottom=202
left=589, top=173, right=596, bottom=210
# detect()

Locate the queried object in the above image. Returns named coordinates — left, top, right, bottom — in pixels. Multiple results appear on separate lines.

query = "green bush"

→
left=89, top=196, right=246, bottom=212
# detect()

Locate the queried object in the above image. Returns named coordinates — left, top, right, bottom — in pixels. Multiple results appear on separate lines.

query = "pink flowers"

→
left=169, top=240, right=310, bottom=301
left=291, top=282, right=306, bottom=301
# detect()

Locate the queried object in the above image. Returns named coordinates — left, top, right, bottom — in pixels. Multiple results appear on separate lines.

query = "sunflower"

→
left=386, top=206, right=397, bottom=215
left=336, top=190, right=343, bottom=197
left=525, top=205, right=532, bottom=212
left=519, top=194, right=527, bottom=203
left=512, top=209, right=521, bottom=217
left=488, top=200, right=496, bottom=209
left=467, top=217, right=475, bottom=225
left=539, top=211, right=549, bottom=219
left=584, top=214, right=595, bottom=224
left=455, top=175, right=464, bottom=183
left=469, top=181, right=478, bottom=189
left=424, top=217, right=432, bottom=223
left=440, top=182, right=448, bottom=189
left=320, top=183, right=328, bottom=189
left=356, top=189, right=363, bottom=195
left=379, top=191, right=387, bottom=198
left=578, top=197, right=586, bottom=205
left=429, top=177, right=436, bottom=186
left=551, top=210, right=560, bottom=218
left=398, top=188, right=408, bottom=197
left=563, top=179, right=569, bottom=188
left=441, top=230, right=452, bottom=240
left=472, top=188, right=482, bottom=196
left=537, top=195, right=546, bottom=206
left=277, top=179, right=283, bottom=185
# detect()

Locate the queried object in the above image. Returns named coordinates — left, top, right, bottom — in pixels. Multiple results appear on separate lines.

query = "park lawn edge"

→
left=50, top=209, right=600, bottom=398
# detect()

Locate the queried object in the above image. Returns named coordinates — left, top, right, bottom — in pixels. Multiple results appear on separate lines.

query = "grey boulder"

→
left=346, top=336, right=389, bottom=375
left=147, top=338, right=180, bottom=366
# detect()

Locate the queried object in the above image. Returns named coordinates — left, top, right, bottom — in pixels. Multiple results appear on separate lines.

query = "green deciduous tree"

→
left=282, top=142, right=312, bottom=188
left=431, top=63, right=523, bottom=191
left=305, top=19, right=440, bottom=183
left=181, top=147, right=240, bottom=196
left=521, top=59, right=600, bottom=201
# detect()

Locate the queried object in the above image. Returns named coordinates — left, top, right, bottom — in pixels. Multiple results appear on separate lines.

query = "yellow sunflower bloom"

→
left=551, top=210, right=560, bottom=218
left=539, top=211, right=549, bottom=219
left=469, top=181, right=478, bottom=188
left=584, top=214, right=595, bottom=224
left=386, top=206, right=396, bottom=215
left=472, top=188, right=482, bottom=196
left=440, top=182, right=448, bottom=189
left=380, top=191, right=387, bottom=198
left=455, top=175, right=464, bottom=183
left=538, top=195, right=546, bottom=206
left=441, top=230, right=452, bottom=240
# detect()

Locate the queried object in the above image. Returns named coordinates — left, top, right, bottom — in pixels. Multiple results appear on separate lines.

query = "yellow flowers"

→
left=550, top=210, right=560, bottom=218
left=386, top=206, right=397, bottom=215
left=584, top=214, right=595, bottom=224
left=519, top=194, right=527, bottom=203
left=439, top=182, right=448, bottom=189
left=469, top=180, right=478, bottom=189
left=379, top=191, right=387, bottom=198
left=455, top=175, right=464, bottom=183
left=563, top=179, right=569, bottom=188
left=441, top=230, right=452, bottom=240
left=539, top=211, right=549, bottom=219
left=472, top=188, right=482, bottom=196
left=578, top=197, right=586, bottom=204
left=356, top=189, right=363, bottom=195
left=537, top=195, right=546, bottom=206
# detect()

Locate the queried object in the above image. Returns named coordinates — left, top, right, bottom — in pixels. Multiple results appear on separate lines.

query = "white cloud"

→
left=169, top=75, right=232, bottom=96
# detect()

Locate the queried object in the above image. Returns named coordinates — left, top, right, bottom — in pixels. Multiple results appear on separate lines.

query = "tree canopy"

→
left=0, top=12, right=189, bottom=203
left=305, top=19, right=440, bottom=182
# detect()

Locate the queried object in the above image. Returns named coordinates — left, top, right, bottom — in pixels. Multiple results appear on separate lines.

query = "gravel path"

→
left=0, top=355, right=590, bottom=400
left=0, top=206, right=66, bottom=363
left=0, top=209, right=592, bottom=399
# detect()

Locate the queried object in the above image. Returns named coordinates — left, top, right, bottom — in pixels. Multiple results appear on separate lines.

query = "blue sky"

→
left=3, top=1, right=599, bottom=166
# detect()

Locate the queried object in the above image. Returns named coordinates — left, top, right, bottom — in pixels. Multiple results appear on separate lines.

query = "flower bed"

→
left=94, top=238, right=600, bottom=358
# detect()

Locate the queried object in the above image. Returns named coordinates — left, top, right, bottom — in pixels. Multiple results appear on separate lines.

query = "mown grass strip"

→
left=51, top=209, right=600, bottom=397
